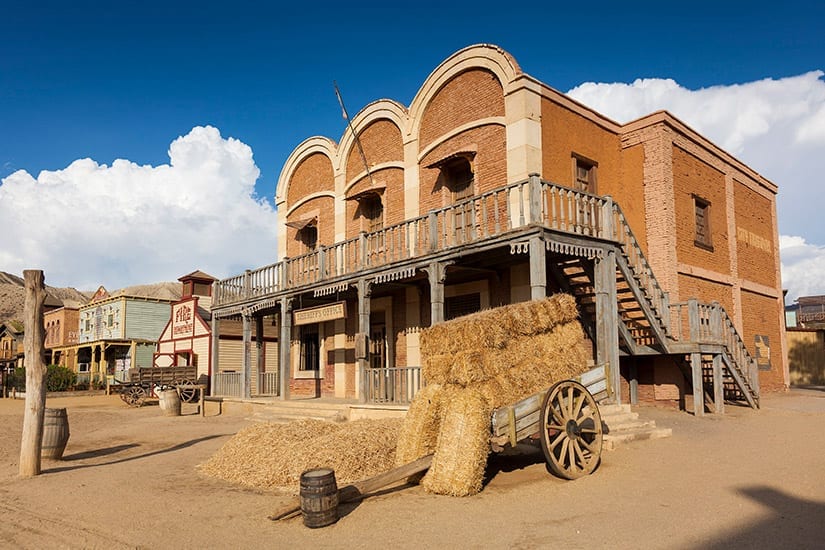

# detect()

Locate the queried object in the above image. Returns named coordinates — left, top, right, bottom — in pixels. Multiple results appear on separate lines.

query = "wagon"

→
left=114, top=365, right=201, bottom=407
left=489, top=375, right=604, bottom=480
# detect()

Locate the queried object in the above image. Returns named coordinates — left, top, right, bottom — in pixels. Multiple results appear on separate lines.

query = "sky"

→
left=1, top=0, right=824, bottom=302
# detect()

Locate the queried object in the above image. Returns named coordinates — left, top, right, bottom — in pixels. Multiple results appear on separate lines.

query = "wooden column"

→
left=690, top=352, right=705, bottom=416
left=529, top=236, right=546, bottom=300
left=279, top=297, right=292, bottom=400
left=594, top=249, right=621, bottom=404
left=255, top=315, right=264, bottom=396
left=242, top=313, right=251, bottom=399
left=210, top=316, right=220, bottom=396
left=426, top=261, right=448, bottom=326
left=356, top=279, right=372, bottom=403
left=713, top=354, right=725, bottom=414
left=19, top=269, right=47, bottom=477
left=629, top=357, right=638, bottom=405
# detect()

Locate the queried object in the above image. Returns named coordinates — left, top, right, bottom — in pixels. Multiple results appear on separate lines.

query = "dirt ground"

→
left=1, top=389, right=824, bottom=550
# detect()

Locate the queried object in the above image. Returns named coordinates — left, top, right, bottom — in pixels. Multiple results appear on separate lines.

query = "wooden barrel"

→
left=42, top=408, right=70, bottom=459
left=300, top=468, right=339, bottom=528
left=158, top=389, right=181, bottom=416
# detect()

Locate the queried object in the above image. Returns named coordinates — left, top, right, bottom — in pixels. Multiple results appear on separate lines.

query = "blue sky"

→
left=1, top=0, right=824, bottom=299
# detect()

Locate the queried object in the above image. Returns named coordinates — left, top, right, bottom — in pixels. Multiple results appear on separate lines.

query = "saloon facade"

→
left=210, top=44, right=786, bottom=413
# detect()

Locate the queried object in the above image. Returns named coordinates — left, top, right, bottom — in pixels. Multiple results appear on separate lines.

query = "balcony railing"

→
left=213, top=372, right=243, bottom=397
left=215, top=177, right=626, bottom=308
left=366, top=366, right=423, bottom=405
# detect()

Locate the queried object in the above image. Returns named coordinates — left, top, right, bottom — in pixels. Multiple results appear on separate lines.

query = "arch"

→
left=337, top=99, right=408, bottom=179
left=275, top=136, right=338, bottom=207
left=408, top=44, right=521, bottom=140
left=285, top=191, right=337, bottom=217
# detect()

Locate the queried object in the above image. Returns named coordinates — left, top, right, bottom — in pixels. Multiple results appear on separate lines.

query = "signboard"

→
left=172, top=303, right=195, bottom=338
left=294, top=301, right=347, bottom=326
left=754, top=335, right=771, bottom=371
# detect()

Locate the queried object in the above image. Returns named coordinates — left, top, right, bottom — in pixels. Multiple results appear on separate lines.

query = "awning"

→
left=425, top=147, right=477, bottom=169
left=285, top=216, right=317, bottom=230
left=345, top=183, right=387, bottom=201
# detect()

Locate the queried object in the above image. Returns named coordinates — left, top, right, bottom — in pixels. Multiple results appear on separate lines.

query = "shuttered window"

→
left=446, top=293, right=481, bottom=320
left=694, top=196, right=713, bottom=251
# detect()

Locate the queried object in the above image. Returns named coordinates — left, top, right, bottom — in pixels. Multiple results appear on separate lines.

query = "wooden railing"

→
left=213, top=372, right=242, bottom=397
left=669, top=299, right=759, bottom=401
left=366, top=366, right=423, bottom=405
left=257, top=371, right=279, bottom=396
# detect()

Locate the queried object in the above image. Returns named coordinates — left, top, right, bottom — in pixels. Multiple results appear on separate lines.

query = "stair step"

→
left=603, top=427, right=673, bottom=451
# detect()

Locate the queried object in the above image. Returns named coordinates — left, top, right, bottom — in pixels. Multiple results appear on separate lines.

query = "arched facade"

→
left=215, top=44, right=786, bottom=411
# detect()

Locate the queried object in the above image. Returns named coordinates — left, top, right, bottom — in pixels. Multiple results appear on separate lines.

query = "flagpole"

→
left=334, top=81, right=375, bottom=187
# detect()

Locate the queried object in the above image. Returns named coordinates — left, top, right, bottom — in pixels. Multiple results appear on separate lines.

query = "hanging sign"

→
left=294, top=301, right=347, bottom=326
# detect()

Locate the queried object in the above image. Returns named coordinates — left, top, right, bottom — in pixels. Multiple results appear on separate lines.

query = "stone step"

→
left=597, top=403, right=672, bottom=451
left=603, top=427, right=673, bottom=451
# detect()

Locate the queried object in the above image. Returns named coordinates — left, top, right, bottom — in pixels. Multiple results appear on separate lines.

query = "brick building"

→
left=210, top=44, right=786, bottom=414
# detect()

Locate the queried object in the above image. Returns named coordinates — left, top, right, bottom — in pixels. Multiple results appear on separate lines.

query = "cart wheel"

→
left=125, top=386, right=147, bottom=407
left=539, top=379, right=603, bottom=480
left=177, top=380, right=197, bottom=403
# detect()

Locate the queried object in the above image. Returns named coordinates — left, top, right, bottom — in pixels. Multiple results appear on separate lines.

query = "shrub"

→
left=47, top=364, right=76, bottom=392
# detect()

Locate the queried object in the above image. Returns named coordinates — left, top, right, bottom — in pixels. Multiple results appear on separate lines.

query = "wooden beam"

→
left=210, top=317, right=220, bottom=397
left=595, top=250, right=621, bottom=403
left=528, top=236, right=546, bottom=300
left=279, top=297, right=292, bottom=400
left=713, top=354, right=724, bottom=414
left=269, top=454, right=433, bottom=521
left=242, top=313, right=251, bottom=399
left=690, top=353, right=705, bottom=417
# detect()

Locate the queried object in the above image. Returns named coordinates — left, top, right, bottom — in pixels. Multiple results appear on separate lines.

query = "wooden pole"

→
left=19, top=270, right=47, bottom=477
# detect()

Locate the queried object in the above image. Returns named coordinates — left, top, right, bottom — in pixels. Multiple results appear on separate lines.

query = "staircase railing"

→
left=610, top=203, right=671, bottom=335
left=670, top=300, right=759, bottom=405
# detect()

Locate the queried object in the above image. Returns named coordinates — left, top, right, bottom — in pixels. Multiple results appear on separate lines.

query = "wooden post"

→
left=688, top=298, right=700, bottom=342
left=356, top=279, right=372, bottom=404
left=426, top=261, right=448, bottom=325
left=528, top=236, right=546, bottom=300
left=255, top=315, right=264, bottom=396
left=279, top=297, right=292, bottom=400
left=428, top=211, right=438, bottom=253
left=594, top=250, right=621, bottom=404
left=210, top=316, right=220, bottom=396
left=528, top=173, right=543, bottom=224
left=19, top=270, right=47, bottom=478
left=690, top=352, right=705, bottom=417
left=712, top=354, right=724, bottom=414
left=242, top=313, right=251, bottom=399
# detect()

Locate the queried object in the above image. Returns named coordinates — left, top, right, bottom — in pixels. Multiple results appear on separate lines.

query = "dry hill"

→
left=0, top=271, right=181, bottom=325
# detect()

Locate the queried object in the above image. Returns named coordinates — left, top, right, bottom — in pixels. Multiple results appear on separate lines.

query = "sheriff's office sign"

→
left=293, top=301, right=347, bottom=326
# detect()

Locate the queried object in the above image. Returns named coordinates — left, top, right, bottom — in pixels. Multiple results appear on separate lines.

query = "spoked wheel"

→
left=176, top=379, right=197, bottom=403
left=539, top=380, right=603, bottom=480
left=124, top=386, right=147, bottom=407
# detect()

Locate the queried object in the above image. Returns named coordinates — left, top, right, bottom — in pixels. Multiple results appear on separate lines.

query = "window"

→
left=572, top=155, right=597, bottom=194
left=446, top=293, right=482, bottom=320
left=694, top=195, right=713, bottom=250
left=299, top=326, right=320, bottom=371
left=300, top=225, right=318, bottom=254
left=106, top=313, right=114, bottom=328
left=359, top=194, right=385, bottom=253
left=441, top=157, right=474, bottom=201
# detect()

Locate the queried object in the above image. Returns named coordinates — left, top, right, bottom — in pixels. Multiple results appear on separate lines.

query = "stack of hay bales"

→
left=395, top=293, right=589, bottom=496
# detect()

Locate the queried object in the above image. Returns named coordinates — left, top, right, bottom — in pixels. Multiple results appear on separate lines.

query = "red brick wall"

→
left=677, top=274, right=735, bottom=319
left=540, top=101, right=622, bottom=194
left=345, top=119, right=403, bottom=182
left=287, top=152, right=334, bottom=205
left=285, top=196, right=335, bottom=257
left=734, top=182, right=778, bottom=289
left=741, top=290, right=786, bottom=391
left=673, top=145, right=730, bottom=277
left=419, top=68, right=505, bottom=151
left=618, top=143, right=648, bottom=253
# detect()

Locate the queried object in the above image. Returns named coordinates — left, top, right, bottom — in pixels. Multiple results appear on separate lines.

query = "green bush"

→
left=46, top=364, right=76, bottom=392
left=10, top=365, right=78, bottom=392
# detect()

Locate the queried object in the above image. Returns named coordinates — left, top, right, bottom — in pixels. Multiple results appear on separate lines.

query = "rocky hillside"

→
left=0, top=272, right=181, bottom=324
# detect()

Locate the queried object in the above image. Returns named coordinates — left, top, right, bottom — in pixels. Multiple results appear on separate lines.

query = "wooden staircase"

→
left=548, top=202, right=760, bottom=411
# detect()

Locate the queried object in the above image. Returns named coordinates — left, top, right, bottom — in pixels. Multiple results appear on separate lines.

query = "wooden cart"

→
left=113, top=365, right=200, bottom=407
left=489, top=377, right=604, bottom=479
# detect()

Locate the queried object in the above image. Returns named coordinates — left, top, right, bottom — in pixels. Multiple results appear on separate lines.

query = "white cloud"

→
left=780, top=236, right=825, bottom=302
left=0, top=126, right=278, bottom=290
left=568, top=71, right=825, bottom=301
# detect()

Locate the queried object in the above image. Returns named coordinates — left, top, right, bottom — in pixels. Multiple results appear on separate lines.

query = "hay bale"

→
left=198, top=418, right=402, bottom=492
left=395, top=383, right=447, bottom=466
left=421, top=388, right=491, bottom=497
left=421, top=354, right=452, bottom=385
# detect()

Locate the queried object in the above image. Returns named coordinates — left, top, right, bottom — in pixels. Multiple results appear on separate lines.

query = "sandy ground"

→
left=1, top=389, right=824, bottom=550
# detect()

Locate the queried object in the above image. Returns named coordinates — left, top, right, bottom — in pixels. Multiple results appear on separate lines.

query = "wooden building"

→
left=210, top=44, right=787, bottom=414
left=44, top=303, right=82, bottom=371
left=75, top=287, right=173, bottom=385
left=154, top=270, right=279, bottom=395
left=0, top=321, right=24, bottom=373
